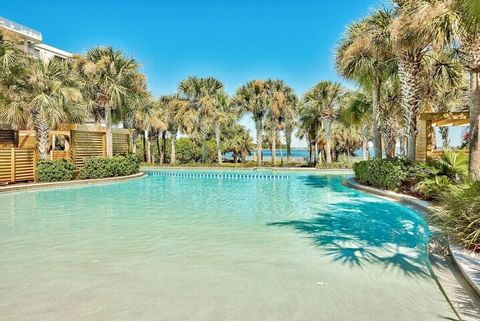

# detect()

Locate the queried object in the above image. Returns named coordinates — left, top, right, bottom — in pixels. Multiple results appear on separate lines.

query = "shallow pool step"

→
left=148, top=172, right=290, bottom=180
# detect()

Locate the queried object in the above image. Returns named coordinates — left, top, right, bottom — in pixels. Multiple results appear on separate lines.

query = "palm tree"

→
left=301, top=81, right=343, bottom=164
left=76, top=47, right=144, bottom=157
left=235, top=80, right=269, bottom=166
left=211, top=91, right=235, bottom=164
left=178, top=76, right=224, bottom=163
left=0, top=59, right=86, bottom=159
left=395, top=0, right=480, bottom=176
left=264, top=79, right=295, bottom=166
left=223, top=124, right=253, bottom=163
left=339, top=91, right=372, bottom=160
left=336, top=8, right=396, bottom=159
left=283, top=97, right=298, bottom=163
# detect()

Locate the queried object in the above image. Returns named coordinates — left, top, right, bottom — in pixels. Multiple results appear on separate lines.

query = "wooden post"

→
left=11, top=148, right=15, bottom=183
left=102, top=133, right=106, bottom=157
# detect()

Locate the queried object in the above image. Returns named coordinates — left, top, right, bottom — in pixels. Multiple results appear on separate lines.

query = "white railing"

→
left=0, top=16, right=42, bottom=42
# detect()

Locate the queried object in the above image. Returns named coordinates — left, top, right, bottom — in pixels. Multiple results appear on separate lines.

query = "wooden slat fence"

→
left=113, top=133, right=129, bottom=155
left=72, top=131, right=105, bottom=168
left=0, top=148, right=35, bottom=184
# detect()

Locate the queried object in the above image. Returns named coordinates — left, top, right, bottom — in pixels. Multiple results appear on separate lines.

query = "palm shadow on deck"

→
left=269, top=175, right=432, bottom=278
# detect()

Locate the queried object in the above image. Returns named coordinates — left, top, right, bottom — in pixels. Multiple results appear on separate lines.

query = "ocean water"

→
left=0, top=170, right=456, bottom=320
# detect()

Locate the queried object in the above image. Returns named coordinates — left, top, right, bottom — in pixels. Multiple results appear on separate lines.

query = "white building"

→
left=0, top=16, right=72, bottom=62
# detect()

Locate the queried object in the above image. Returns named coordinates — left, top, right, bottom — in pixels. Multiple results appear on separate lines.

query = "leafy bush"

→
left=36, top=159, right=76, bottom=183
left=353, top=158, right=407, bottom=190
left=401, top=162, right=439, bottom=190
left=176, top=138, right=201, bottom=164
left=412, top=176, right=452, bottom=200
left=78, top=154, right=140, bottom=179
left=430, top=181, right=480, bottom=250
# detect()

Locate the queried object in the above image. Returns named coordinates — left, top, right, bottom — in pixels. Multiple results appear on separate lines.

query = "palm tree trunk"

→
left=216, top=124, right=222, bottom=164
left=439, top=127, right=449, bottom=149
left=469, top=70, right=480, bottom=178
left=142, top=131, right=147, bottom=162
left=200, top=128, right=207, bottom=163
left=399, top=59, right=422, bottom=161
left=170, top=132, right=177, bottom=165
left=308, top=141, right=312, bottom=164
left=314, top=136, right=319, bottom=166
left=161, top=131, right=166, bottom=165
left=255, top=118, right=263, bottom=166
left=372, top=78, right=382, bottom=158
left=32, top=111, right=50, bottom=160
left=271, top=127, right=276, bottom=166
left=105, top=105, right=113, bottom=157
left=325, top=119, right=332, bottom=163
left=157, top=134, right=162, bottom=164
left=285, top=128, right=292, bottom=163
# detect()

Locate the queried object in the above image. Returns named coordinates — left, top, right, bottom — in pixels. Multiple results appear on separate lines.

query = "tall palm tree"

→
left=339, top=91, right=372, bottom=160
left=235, top=80, right=269, bottom=166
left=76, top=47, right=144, bottom=157
left=264, top=79, right=296, bottom=166
left=396, top=0, right=480, bottom=175
left=0, top=59, right=86, bottom=159
left=336, top=8, right=396, bottom=159
left=283, top=96, right=298, bottom=163
left=178, top=76, right=224, bottom=163
left=211, top=91, right=235, bottom=164
left=302, top=81, right=344, bottom=164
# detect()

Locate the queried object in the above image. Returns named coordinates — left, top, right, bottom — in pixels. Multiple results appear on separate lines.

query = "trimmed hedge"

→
left=353, top=158, right=406, bottom=190
left=78, top=154, right=140, bottom=180
left=36, top=160, right=76, bottom=182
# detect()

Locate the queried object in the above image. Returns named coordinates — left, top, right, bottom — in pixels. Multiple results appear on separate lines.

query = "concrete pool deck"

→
left=345, top=178, right=480, bottom=321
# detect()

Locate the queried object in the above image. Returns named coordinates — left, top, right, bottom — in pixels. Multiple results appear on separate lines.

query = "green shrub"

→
left=401, top=162, right=439, bottom=190
left=353, top=158, right=406, bottom=190
left=430, top=181, right=480, bottom=250
left=78, top=154, right=140, bottom=179
left=412, top=176, right=452, bottom=200
left=176, top=138, right=201, bottom=164
left=36, top=160, right=76, bottom=182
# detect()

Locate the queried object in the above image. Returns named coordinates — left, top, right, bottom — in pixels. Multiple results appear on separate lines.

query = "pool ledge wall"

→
left=141, top=165, right=354, bottom=175
left=0, top=172, right=145, bottom=193
left=346, top=178, right=480, bottom=317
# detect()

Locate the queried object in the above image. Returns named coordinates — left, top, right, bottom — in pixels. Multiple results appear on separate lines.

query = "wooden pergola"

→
left=415, top=112, right=469, bottom=162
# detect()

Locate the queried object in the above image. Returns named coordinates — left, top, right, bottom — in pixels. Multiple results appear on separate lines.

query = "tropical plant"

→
left=178, top=76, right=224, bottom=163
left=75, top=47, right=147, bottom=157
left=336, top=8, right=396, bottom=158
left=301, top=81, right=343, bottom=164
left=0, top=59, right=85, bottom=159
left=223, top=124, right=253, bottom=162
left=430, top=180, right=480, bottom=250
left=235, top=80, right=269, bottom=166
left=436, top=149, right=469, bottom=180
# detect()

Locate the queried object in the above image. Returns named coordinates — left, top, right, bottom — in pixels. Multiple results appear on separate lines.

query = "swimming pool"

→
left=0, top=169, right=456, bottom=320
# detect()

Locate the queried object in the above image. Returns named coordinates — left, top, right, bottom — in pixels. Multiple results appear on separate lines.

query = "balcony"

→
left=0, top=16, right=42, bottom=43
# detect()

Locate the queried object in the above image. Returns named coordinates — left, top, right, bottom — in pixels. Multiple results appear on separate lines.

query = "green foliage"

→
left=430, top=181, right=480, bottom=250
left=353, top=158, right=407, bottom=190
left=412, top=176, right=452, bottom=200
left=36, top=160, right=76, bottom=183
left=78, top=154, right=140, bottom=180
left=401, top=161, right=439, bottom=190
left=316, top=155, right=357, bottom=169
left=435, top=149, right=468, bottom=180
left=175, top=138, right=201, bottom=164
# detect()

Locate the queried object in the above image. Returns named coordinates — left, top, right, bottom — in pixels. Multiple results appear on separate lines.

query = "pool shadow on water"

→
left=268, top=200, right=432, bottom=279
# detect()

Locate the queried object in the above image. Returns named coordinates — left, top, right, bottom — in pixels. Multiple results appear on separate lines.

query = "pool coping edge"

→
left=0, top=172, right=146, bottom=193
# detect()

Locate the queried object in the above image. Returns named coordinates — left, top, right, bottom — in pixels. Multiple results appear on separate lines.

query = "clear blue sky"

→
left=2, top=0, right=403, bottom=147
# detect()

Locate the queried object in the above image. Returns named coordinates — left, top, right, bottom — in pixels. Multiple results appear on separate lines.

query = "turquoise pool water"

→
left=0, top=170, right=457, bottom=320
